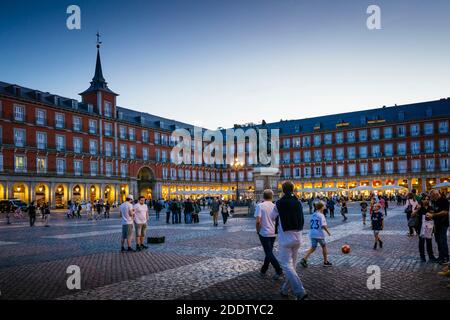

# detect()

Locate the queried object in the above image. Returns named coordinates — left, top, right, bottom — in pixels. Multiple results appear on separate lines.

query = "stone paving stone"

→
left=0, top=251, right=207, bottom=300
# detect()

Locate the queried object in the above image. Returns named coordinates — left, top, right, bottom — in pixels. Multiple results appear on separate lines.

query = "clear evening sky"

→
left=0, top=0, right=449, bottom=129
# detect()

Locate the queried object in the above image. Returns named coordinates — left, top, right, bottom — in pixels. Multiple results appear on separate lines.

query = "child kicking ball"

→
left=301, top=201, right=332, bottom=268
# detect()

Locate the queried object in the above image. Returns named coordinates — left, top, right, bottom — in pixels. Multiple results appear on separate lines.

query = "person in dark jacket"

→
left=28, top=201, right=37, bottom=227
left=412, top=195, right=437, bottom=262
left=269, top=181, right=307, bottom=300
left=184, top=198, right=194, bottom=224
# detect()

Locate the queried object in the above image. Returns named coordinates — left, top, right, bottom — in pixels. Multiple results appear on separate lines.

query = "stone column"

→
left=50, top=182, right=55, bottom=208
left=28, top=182, right=33, bottom=204
left=421, top=177, right=427, bottom=193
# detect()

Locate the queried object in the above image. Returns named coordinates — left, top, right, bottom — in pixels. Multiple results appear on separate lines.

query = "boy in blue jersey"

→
left=300, top=201, right=332, bottom=267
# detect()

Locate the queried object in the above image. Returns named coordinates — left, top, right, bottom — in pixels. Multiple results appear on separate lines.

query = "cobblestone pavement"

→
left=0, top=203, right=449, bottom=300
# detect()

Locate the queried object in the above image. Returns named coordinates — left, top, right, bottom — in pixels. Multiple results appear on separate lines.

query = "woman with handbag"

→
left=405, top=193, right=419, bottom=236
left=412, top=195, right=437, bottom=262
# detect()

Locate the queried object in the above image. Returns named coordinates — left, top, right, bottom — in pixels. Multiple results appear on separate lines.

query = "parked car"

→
left=0, top=199, right=28, bottom=212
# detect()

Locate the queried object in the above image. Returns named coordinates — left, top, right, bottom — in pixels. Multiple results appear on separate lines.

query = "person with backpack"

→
left=269, top=181, right=307, bottom=300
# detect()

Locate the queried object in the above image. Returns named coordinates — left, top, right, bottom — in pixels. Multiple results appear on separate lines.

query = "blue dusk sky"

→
left=0, top=0, right=449, bottom=129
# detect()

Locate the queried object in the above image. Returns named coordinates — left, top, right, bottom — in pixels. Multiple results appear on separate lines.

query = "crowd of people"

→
left=254, top=181, right=450, bottom=299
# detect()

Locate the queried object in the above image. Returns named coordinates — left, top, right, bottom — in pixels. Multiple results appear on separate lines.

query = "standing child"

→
left=300, top=201, right=332, bottom=268
left=371, top=203, right=384, bottom=250
left=340, top=200, right=348, bottom=222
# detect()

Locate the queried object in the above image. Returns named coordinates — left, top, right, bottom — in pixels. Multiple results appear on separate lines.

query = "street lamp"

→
left=231, top=158, right=244, bottom=202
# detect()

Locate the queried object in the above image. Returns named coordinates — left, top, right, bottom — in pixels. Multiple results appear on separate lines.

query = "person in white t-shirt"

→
left=120, top=195, right=135, bottom=252
left=255, top=189, right=283, bottom=280
left=300, top=201, right=332, bottom=268
left=134, top=196, right=149, bottom=251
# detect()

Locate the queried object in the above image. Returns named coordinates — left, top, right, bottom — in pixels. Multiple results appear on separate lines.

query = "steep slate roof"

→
left=79, top=49, right=118, bottom=96
left=257, top=98, right=450, bottom=135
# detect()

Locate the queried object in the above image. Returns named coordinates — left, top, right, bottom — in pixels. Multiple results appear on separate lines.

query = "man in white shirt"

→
left=270, top=181, right=307, bottom=300
left=134, top=196, right=149, bottom=251
left=255, top=189, right=283, bottom=279
left=120, top=195, right=135, bottom=252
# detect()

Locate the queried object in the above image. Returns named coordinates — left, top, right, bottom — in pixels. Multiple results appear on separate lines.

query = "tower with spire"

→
left=80, top=32, right=118, bottom=117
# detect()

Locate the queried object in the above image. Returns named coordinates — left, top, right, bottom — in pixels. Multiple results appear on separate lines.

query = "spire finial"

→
left=96, top=31, right=102, bottom=49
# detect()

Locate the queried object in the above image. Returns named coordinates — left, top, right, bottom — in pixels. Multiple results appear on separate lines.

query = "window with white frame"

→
left=372, top=145, right=381, bottom=157
left=439, top=121, right=449, bottom=134
left=74, top=160, right=83, bottom=176
left=314, top=135, right=321, bottom=146
left=104, top=101, right=112, bottom=117
left=90, top=161, right=98, bottom=176
left=410, top=124, right=420, bottom=136
left=178, top=169, right=184, bottom=179
left=304, top=167, right=311, bottom=178
left=412, top=159, right=421, bottom=172
left=411, top=141, right=420, bottom=155
left=142, top=130, right=149, bottom=143
left=293, top=137, right=301, bottom=148
left=424, top=122, right=434, bottom=135
left=336, top=147, right=344, bottom=160
left=384, top=161, right=394, bottom=174
left=282, top=168, right=291, bottom=178
left=198, top=170, right=203, bottom=181
left=282, top=152, right=290, bottom=164
left=425, top=158, right=435, bottom=172
left=73, top=116, right=82, bottom=131
left=36, top=132, right=47, bottom=150
left=185, top=170, right=191, bottom=180
left=314, top=166, right=322, bottom=177
left=293, top=167, right=301, bottom=178
left=359, top=146, right=368, bottom=158
left=120, top=144, right=127, bottom=159
left=303, top=150, right=311, bottom=162
left=324, top=134, right=332, bottom=145
left=314, top=149, right=322, bottom=162
left=283, top=138, right=290, bottom=148
left=36, top=157, right=47, bottom=173
left=55, top=113, right=65, bottom=128
left=348, top=164, right=356, bottom=176
left=155, top=149, right=161, bottom=162
left=105, top=162, right=112, bottom=177
left=336, top=132, right=344, bottom=144
left=88, top=119, right=97, bottom=134
left=337, top=164, right=344, bottom=177
left=36, top=109, right=46, bottom=125
left=440, top=158, right=449, bottom=171
left=162, top=167, right=168, bottom=180
left=162, top=150, right=167, bottom=163
left=360, top=163, right=368, bottom=175
left=56, top=135, right=65, bottom=151
left=383, top=127, right=393, bottom=139
left=397, top=142, right=406, bottom=156
left=154, top=132, right=161, bottom=144
left=371, top=128, right=380, bottom=140
left=120, top=163, right=128, bottom=177
left=142, top=147, right=149, bottom=161
left=14, top=104, right=25, bottom=121
left=15, top=155, right=27, bottom=173
left=129, top=146, right=136, bottom=159
left=384, top=143, right=393, bottom=156
left=293, top=151, right=301, bottom=163
left=119, top=126, right=127, bottom=139
left=56, top=158, right=65, bottom=175
left=104, top=122, right=112, bottom=136
left=359, top=130, right=367, bottom=141
left=398, top=160, right=407, bottom=173
left=325, top=149, right=333, bottom=161
left=347, top=131, right=355, bottom=143
left=439, top=138, right=449, bottom=153
left=347, top=146, right=356, bottom=160
left=170, top=168, right=177, bottom=180
left=326, top=165, right=333, bottom=177
left=89, top=139, right=98, bottom=155
left=302, top=136, right=311, bottom=147
left=372, top=162, right=381, bottom=174
left=73, top=137, right=82, bottom=153
left=14, top=128, right=25, bottom=147
left=129, top=128, right=135, bottom=140
left=425, top=140, right=434, bottom=153
left=397, top=125, right=406, bottom=137
left=0, top=154, right=3, bottom=172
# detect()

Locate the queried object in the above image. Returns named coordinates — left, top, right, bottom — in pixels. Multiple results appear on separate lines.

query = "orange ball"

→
left=341, top=244, right=351, bottom=254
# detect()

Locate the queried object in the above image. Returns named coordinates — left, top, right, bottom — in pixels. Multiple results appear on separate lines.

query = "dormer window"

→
left=426, top=107, right=433, bottom=117
left=104, top=101, right=112, bottom=117
left=72, top=100, right=78, bottom=109
left=88, top=104, right=94, bottom=113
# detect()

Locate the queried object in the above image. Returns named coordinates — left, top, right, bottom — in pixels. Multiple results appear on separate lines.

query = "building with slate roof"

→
left=0, top=44, right=449, bottom=206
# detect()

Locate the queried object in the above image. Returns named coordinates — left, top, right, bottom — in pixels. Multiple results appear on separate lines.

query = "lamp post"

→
left=231, top=158, right=244, bottom=202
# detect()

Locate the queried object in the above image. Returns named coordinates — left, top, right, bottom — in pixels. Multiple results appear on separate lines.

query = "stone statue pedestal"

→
left=252, top=167, right=280, bottom=201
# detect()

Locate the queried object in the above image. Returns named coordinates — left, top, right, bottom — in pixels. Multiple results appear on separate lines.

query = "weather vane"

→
left=96, top=31, right=102, bottom=49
